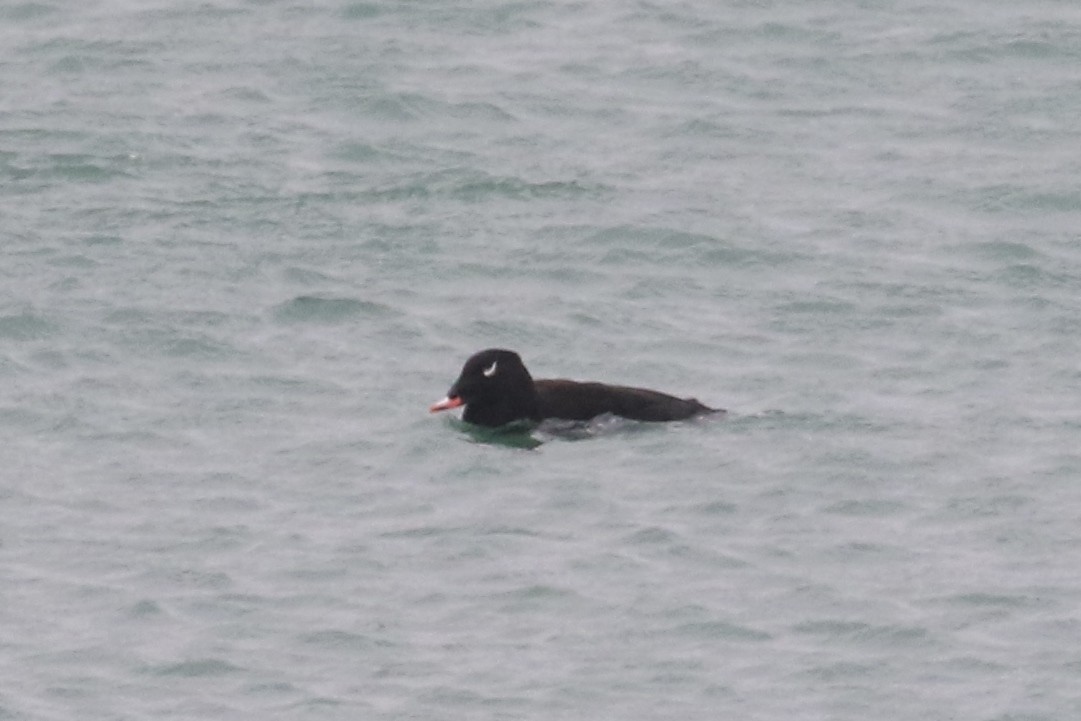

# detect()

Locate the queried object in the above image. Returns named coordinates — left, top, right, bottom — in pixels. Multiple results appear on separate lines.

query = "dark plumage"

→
left=430, top=349, right=721, bottom=428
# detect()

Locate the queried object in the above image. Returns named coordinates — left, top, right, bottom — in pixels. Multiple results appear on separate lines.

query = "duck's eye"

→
left=482, top=360, right=498, bottom=378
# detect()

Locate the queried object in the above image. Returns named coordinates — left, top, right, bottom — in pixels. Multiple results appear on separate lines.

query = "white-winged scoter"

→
left=430, top=348, right=721, bottom=427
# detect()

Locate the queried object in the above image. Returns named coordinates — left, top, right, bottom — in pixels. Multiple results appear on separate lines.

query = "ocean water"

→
left=3, top=1, right=1081, bottom=719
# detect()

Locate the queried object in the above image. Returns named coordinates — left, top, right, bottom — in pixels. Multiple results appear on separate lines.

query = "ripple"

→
left=126, top=599, right=164, bottom=618
left=792, top=620, right=931, bottom=645
left=149, top=658, right=242, bottom=677
left=941, top=592, right=1040, bottom=609
left=273, top=295, right=398, bottom=324
left=671, top=620, right=772, bottom=642
left=625, top=526, right=679, bottom=545
left=0, top=2, right=56, bottom=21
left=802, top=660, right=879, bottom=681
left=362, top=170, right=601, bottom=203
left=299, top=629, right=388, bottom=650
left=0, top=311, right=58, bottom=340
left=499, top=584, right=577, bottom=602
left=823, top=498, right=908, bottom=517
left=342, top=2, right=382, bottom=20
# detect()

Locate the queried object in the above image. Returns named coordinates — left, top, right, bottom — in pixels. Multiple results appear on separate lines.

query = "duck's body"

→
left=430, top=349, right=720, bottom=428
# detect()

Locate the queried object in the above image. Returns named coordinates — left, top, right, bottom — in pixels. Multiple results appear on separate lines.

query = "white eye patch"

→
left=482, top=360, right=498, bottom=377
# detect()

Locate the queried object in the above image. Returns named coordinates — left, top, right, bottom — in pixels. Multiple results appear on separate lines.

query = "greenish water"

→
left=3, top=2, right=1081, bottom=719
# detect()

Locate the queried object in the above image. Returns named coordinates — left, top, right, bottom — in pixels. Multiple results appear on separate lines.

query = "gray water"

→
left=3, top=1, right=1081, bottom=719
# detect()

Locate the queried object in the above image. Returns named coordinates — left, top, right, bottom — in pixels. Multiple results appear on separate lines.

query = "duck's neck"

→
left=463, top=383, right=540, bottom=427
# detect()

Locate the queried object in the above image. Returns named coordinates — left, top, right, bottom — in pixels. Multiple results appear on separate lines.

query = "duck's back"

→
left=535, top=379, right=717, bottom=422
